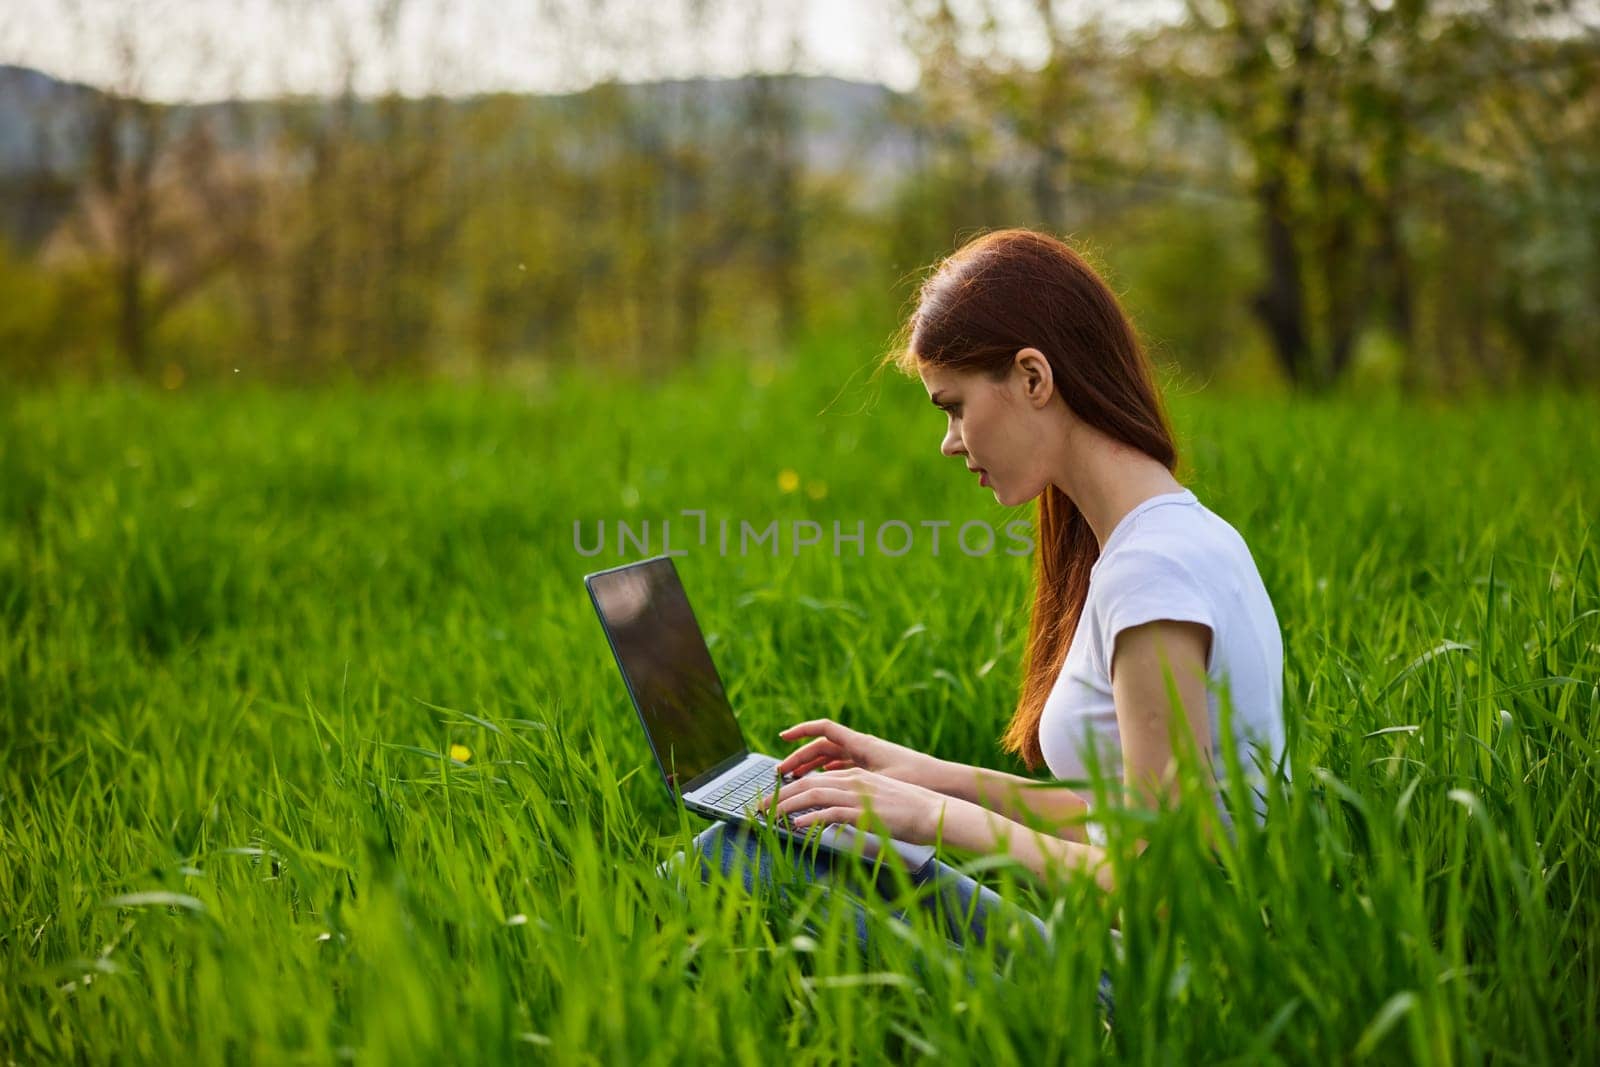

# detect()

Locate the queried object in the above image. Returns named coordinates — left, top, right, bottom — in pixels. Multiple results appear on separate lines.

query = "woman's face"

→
left=918, top=349, right=1061, bottom=508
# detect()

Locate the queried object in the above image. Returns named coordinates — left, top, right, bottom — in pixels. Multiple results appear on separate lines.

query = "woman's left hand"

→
left=761, top=768, right=954, bottom=845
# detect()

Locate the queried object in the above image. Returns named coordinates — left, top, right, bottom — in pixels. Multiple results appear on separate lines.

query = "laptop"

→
left=585, top=554, right=937, bottom=872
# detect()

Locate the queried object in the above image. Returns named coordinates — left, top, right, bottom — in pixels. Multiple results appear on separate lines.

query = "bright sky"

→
left=0, top=0, right=1179, bottom=103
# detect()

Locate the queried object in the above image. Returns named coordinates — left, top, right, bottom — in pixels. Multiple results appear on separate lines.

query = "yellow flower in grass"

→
left=805, top=480, right=828, bottom=501
left=449, top=744, right=472, bottom=763
left=777, top=469, right=800, bottom=493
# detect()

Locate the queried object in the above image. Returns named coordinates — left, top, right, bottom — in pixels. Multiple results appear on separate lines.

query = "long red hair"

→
left=881, top=229, right=1179, bottom=770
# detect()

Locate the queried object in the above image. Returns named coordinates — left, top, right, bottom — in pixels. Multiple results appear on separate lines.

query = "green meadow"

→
left=3, top=346, right=1598, bottom=1063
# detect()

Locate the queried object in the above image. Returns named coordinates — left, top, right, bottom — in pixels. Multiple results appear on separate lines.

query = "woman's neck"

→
left=1051, top=429, right=1185, bottom=552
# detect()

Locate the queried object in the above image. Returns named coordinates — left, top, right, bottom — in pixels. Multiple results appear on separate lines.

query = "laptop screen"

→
left=586, top=557, right=746, bottom=794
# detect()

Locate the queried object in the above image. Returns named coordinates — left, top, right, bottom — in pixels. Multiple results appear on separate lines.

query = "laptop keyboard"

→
left=704, top=761, right=782, bottom=810
left=703, top=762, right=824, bottom=823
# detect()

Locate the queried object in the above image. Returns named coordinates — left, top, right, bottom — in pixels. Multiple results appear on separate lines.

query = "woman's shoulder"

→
left=1094, top=502, right=1253, bottom=593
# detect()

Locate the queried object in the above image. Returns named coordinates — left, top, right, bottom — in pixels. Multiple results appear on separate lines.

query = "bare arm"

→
left=771, top=717, right=1095, bottom=844
left=925, top=612, right=1217, bottom=844
left=932, top=617, right=1217, bottom=893
left=932, top=799, right=1115, bottom=893
left=917, top=759, right=1094, bottom=844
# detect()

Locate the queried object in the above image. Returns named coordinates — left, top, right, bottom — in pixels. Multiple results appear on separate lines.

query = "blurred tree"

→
left=51, top=1, right=258, bottom=377
left=236, top=0, right=463, bottom=378
left=1164, top=0, right=1598, bottom=391
left=736, top=71, right=807, bottom=351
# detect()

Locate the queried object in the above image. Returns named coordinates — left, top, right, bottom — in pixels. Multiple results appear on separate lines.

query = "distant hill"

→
left=0, top=64, right=107, bottom=175
left=0, top=62, right=921, bottom=181
left=0, top=63, right=932, bottom=252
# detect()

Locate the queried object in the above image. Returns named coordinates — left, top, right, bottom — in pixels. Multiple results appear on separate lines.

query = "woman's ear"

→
left=1016, top=347, right=1053, bottom=405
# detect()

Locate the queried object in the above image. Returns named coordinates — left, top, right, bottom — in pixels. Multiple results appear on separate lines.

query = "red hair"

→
left=881, top=229, right=1179, bottom=770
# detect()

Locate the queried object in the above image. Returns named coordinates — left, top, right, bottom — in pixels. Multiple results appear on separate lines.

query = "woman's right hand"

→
left=773, top=718, right=942, bottom=789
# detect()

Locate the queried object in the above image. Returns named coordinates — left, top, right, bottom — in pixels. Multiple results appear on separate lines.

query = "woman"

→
left=672, top=228, right=1289, bottom=1002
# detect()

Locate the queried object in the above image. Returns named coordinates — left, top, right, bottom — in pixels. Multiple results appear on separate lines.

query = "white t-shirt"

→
left=1037, top=488, right=1289, bottom=843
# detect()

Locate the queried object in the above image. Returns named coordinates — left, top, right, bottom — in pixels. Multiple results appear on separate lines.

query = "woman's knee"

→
left=690, top=820, right=824, bottom=895
left=913, top=861, right=1051, bottom=951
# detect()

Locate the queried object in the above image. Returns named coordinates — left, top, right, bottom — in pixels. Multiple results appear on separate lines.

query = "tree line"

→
left=0, top=0, right=1595, bottom=392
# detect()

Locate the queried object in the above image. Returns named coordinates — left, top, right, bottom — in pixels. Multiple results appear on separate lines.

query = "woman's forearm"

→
left=917, top=757, right=1093, bottom=844
left=931, top=798, right=1114, bottom=894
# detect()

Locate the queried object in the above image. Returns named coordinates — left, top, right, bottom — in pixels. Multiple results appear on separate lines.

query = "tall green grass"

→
left=2, top=355, right=1597, bottom=1062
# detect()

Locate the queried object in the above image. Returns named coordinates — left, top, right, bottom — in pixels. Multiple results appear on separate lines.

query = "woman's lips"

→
left=978, top=470, right=990, bottom=487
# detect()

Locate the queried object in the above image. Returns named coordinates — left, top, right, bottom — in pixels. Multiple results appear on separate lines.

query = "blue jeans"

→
left=661, top=819, right=1114, bottom=1018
